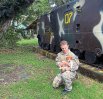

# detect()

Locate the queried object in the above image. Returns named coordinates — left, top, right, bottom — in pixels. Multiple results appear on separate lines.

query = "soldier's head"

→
left=60, top=40, right=69, bottom=54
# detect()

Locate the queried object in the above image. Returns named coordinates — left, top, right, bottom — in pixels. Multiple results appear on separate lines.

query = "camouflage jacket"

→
left=55, top=50, right=80, bottom=72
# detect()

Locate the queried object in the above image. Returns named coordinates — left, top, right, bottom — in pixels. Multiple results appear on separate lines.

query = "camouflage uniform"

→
left=52, top=50, right=79, bottom=91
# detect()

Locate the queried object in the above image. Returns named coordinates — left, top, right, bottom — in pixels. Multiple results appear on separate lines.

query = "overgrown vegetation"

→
left=0, top=0, right=35, bottom=25
left=0, top=26, right=19, bottom=48
left=0, top=0, right=51, bottom=49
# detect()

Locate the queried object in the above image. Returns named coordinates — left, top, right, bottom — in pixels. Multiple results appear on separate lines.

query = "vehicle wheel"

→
left=85, top=51, right=97, bottom=64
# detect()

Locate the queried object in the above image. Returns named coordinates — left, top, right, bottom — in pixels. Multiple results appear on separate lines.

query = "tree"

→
left=0, top=0, right=35, bottom=32
left=24, top=0, right=51, bottom=24
left=0, top=0, right=51, bottom=48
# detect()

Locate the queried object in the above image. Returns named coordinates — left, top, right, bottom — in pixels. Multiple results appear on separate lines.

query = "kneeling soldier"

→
left=52, top=40, right=80, bottom=94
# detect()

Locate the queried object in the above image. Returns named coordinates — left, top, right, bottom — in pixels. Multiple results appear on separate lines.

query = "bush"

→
left=0, top=26, right=19, bottom=48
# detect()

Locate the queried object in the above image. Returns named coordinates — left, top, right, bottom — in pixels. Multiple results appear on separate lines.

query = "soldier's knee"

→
left=52, top=80, right=59, bottom=88
left=52, top=76, right=61, bottom=88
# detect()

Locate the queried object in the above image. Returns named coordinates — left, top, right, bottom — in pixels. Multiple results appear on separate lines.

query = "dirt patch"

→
left=0, top=64, right=30, bottom=84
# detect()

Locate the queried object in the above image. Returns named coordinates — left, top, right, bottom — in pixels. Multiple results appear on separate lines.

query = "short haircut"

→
left=60, top=40, right=69, bottom=46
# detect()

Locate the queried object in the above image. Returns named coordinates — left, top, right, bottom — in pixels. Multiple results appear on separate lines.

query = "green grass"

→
left=0, top=39, right=103, bottom=99
left=16, top=38, right=38, bottom=46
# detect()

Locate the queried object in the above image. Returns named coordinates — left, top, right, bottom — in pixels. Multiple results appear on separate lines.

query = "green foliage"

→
left=0, top=26, right=19, bottom=48
left=24, top=0, right=51, bottom=24
left=0, top=0, right=35, bottom=25
left=17, top=38, right=38, bottom=46
left=0, top=0, right=51, bottom=48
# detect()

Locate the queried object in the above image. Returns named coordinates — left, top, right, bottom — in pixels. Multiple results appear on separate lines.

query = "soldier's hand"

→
left=62, top=61, right=70, bottom=66
left=58, top=62, right=64, bottom=67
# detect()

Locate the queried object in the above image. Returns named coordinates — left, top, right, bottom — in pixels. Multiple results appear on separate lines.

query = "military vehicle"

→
left=36, top=0, right=103, bottom=64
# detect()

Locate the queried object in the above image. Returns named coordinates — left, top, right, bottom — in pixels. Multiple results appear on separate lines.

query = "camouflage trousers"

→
left=52, top=71, right=76, bottom=91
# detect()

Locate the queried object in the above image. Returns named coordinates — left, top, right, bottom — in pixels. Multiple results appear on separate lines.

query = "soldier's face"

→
left=60, top=44, right=69, bottom=54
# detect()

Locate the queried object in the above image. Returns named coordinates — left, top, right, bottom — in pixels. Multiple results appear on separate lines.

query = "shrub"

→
left=0, top=26, right=19, bottom=48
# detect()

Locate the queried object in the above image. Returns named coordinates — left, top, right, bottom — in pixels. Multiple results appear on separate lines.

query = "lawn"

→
left=16, top=38, right=38, bottom=46
left=0, top=38, right=103, bottom=99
